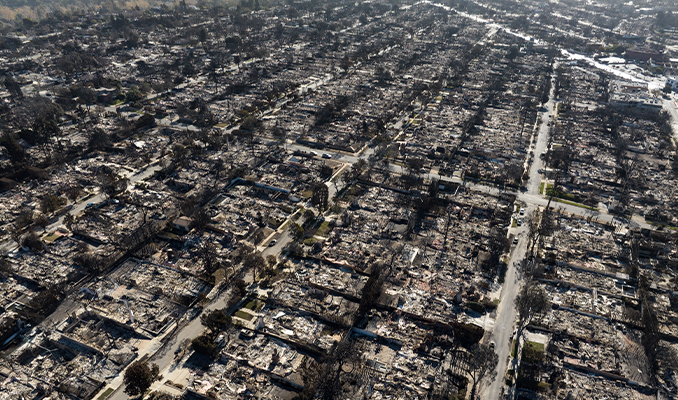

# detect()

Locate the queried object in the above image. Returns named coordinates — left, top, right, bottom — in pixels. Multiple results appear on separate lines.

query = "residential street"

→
left=481, top=60, right=557, bottom=400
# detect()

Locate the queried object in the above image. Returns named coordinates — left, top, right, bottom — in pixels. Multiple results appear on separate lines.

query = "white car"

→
left=322, top=153, right=332, bottom=159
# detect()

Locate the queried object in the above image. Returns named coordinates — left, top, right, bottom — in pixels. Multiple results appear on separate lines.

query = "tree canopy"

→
left=515, top=282, right=550, bottom=331
left=123, top=360, right=159, bottom=396
left=468, top=343, right=498, bottom=399
left=200, top=309, right=231, bottom=337
left=311, top=182, right=329, bottom=211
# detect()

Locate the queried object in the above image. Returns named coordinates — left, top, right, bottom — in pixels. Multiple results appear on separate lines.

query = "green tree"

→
left=22, top=232, right=44, bottom=252
left=88, top=128, right=111, bottom=151
left=191, top=334, right=217, bottom=355
left=125, top=85, right=144, bottom=102
left=356, top=264, right=385, bottom=322
left=72, top=85, right=97, bottom=111
left=63, top=213, right=75, bottom=231
left=311, top=182, right=329, bottom=210
left=271, top=125, right=286, bottom=140
left=172, top=143, right=189, bottom=167
left=345, top=158, right=367, bottom=182
left=134, top=114, right=156, bottom=130
left=123, top=360, right=160, bottom=396
left=515, top=282, right=550, bottom=338
left=297, top=339, right=367, bottom=400
left=40, top=194, right=66, bottom=214
left=406, top=157, right=425, bottom=176
left=243, top=248, right=266, bottom=281
left=3, top=75, right=23, bottom=100
left=240, top=115, right=260, bottom=131
left=199, top=242, right=220, bottom=275
left=0, top=258, right=13, bottom=279
left=288, top=223, right=304, bottom=240
left=0, top=134, right=26, bottom=164
left=200, top=309, right=231, bottom=337
left=191, top=207, right=211, bottom=231
left=29, top=97, right=63, bottom=155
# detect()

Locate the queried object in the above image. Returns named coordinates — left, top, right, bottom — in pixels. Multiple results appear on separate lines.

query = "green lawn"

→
left=537, top=382, right=551, bottom=392
left=525, top=341, right=544, bottom=352
left=244, top=300, right=263, bottom=311
left=234, top=310, right=254, bottom=321
left=552, top=198, right=598, bottom=211
left=315, top=221, right=331, bottom=237
left=647, top=221, right=678, bottom=231
left=97, top=388, right=114, bottom=400
left=522, top=341, right=545, bottom=363
left=212, top=268, right=225, bottom=285
left=43, top=234, right=61, bottom=242
left=159, top=231, right=180, bottom=239
left=539, top=182, right=545, bottom=194
left=545, top=184, right=578, bottom=201
left=544, top=185, right=597, bottom=211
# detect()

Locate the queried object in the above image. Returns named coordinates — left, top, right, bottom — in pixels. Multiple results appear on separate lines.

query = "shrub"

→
left=466, top=301, right=486, bottom=314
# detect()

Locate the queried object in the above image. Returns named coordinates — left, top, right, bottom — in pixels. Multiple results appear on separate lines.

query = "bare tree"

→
left=468, top=343, right=499, bottom=399
left=526, top=208, right=558, bottom=255
left=299, top=337, right=369, bottom=400
left=97, top=170, right=128, bottom=199
left=516, top=258, right=541, bottom=281
left=515, top=282, right=550, bottom=338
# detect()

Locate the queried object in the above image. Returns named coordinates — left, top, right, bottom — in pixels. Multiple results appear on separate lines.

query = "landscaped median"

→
left=542, top=184, right=598, bottom=211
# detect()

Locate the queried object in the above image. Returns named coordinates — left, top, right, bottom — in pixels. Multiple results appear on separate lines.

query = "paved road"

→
left=484, top=208, right=530, bottom=400
left=282, top=68, right=650, bottom=400
left=481, top=62, right=558, bottom=400
left=527, top=65, right=557, bottom=195
left=259, top=161, right=349, bottom=257
left=287, top=142, right=652, bottom=231
left=41, top=158, right=166, bottom=234
left=261, top=229, right=292, bottom=258
left=106, top=287, right=232, bottom=400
